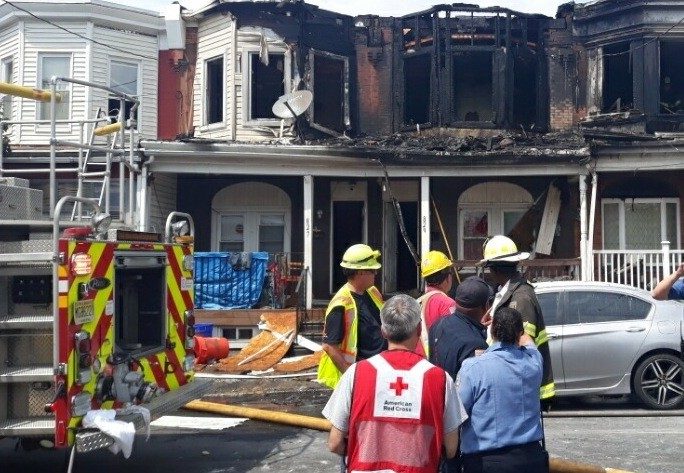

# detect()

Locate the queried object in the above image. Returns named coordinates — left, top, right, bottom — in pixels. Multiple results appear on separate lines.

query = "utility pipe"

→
left=93, top=122, right=122, bottom=136
left=579, top=174, right=588, bottom=281
left=0, top=81, right=61, bottom=102
left=587, top=172, right=598, bottom=281
left=184, top=400, right=634, bottom=473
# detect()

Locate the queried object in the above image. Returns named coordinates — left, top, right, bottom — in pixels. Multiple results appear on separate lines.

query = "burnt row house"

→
left=143, top=0, right=684, bottom=319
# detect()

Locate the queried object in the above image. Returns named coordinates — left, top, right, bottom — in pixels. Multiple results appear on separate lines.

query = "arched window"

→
left=211, top=182, right=291, bottom=253
left=458, top=182, right=533, bottom=259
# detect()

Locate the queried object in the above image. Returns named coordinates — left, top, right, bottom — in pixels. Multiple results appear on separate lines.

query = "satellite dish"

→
left=272, top=90, right=313, bottom=119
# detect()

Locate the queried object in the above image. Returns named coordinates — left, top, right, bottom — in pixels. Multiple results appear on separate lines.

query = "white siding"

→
left=0, top=24, right=20, bottom=144
left=148, top=173, right=177, bottom=234
left=193, top=15, right=233, bottom=140
left=90, top=25, right=158, bottom=141
left=19, top=22, right=88, bottom=144
left=234, top=29, right=290, bottom=142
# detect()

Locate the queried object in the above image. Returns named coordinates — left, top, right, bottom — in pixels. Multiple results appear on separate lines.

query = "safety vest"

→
left=347, top=351, right=446, bottom=473
left=317, top=284, right=383, bottom=389
left=416, top=290, right=441, bottom=357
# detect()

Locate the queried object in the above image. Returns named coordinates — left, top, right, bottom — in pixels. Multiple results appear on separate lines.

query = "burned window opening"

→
left=206, top=56, right=224, bottom=125
left=452, top=50, right=493, bottom=122
left=404, top=54, right=431, bottom=125
left=660, top=42, right=684, bottom=115
left=250, top=52, right=285, bottom=120
left=513, top=47, right=538, bottom=128
left=312, top=53, right=346, bottom=133
left=602, top=42, right=633, bottom=113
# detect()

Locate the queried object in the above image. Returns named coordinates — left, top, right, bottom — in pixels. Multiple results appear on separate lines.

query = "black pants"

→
left=461, top=442, right=549, bottom=473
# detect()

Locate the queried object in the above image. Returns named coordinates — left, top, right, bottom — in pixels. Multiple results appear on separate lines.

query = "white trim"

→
left=303, top=175, right=313, bottom=309
left=16, top=20, right=24, bottom=142
left=36, top=52, right=73, bottom=129
left=241, top=48, right=291, bottom=126
left=108, top=57, right=142, bottom=131
left=601, top=198, right=681, bottom=250
left=420, top=176, right=430, bottom=264
left=201, top=53, right=226, bottom=127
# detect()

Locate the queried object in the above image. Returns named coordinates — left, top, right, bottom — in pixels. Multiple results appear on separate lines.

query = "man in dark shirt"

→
left=429, top=276, right=491, bottom=380
left=318, top=244, right=385, bottom=389
left=323, top=290, right=386, bottom=360
left=429, top=276, right=491, bottom=473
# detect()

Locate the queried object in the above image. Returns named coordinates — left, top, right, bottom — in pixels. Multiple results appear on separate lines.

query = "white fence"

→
left=593, top=242, right=684, bottom=291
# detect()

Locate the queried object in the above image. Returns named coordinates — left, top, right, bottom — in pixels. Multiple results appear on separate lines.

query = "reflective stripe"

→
left=535, top=329, right=549, bottom=346
left=540, top=382, right=555, bottom=399
left=416, top=290, right=441, bottom=356
left=523, top=321, right=537, bottom=338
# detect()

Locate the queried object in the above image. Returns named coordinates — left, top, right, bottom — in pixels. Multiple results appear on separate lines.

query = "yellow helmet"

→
left=340, top=244, right=381, bottom=270
left=479, top=235, right=530, bottom=266
left=421, top=250, right=453, bottom=278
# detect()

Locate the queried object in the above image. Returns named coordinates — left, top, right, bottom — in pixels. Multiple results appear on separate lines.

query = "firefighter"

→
left=416, top=250, right=456, bottom=357
left=480, top=235, right=556, bottom=403
left=317, top=244, right=385, bottom=389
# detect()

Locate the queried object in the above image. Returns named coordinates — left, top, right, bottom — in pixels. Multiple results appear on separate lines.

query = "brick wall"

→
left=355, top=19, right=395, bottom=136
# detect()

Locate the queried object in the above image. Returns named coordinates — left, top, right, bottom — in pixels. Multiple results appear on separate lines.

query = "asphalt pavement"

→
left=1, top=383, right=682, bottom=473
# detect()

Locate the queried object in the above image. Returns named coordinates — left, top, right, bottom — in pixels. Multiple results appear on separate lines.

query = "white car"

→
left=534, top=281, right=684, bottom=409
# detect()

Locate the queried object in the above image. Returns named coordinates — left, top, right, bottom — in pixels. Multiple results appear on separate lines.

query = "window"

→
left=565, top=291, right=652, bottom=324
left=1, top=57, right=13, bottom=120
left=602, top=199, right=680, bottom=250
left=310, top=52, right=349, bottom=134
left=258, top=214, right=285, bottom=254
left=221, top=327, right=253, bottom=340
left=38, top=55, right=70, bottom=120
left=452, top=50, right=493, bottom=122
left=404, top=54, right=431, bottom=124
left=460, top=207, right=528, bottom=259
left=537, top=292, right=561, bottom=326
left=205, top=56, right=224, bottom=125
left=219, top=215, right=245, bottom=252
left=109, top=60, right=139, bottom=123
left=603, top=42, right=633, bottom=112
left=248, top=52, right=286, bottom=121
left=660, top=42, right=684, bottom=114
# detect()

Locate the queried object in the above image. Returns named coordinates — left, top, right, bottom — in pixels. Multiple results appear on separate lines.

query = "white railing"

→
left=592, top=241, right=684, bottom=291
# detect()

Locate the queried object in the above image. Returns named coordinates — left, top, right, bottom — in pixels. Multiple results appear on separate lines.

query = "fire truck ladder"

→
left=0, top=78, right=139, bottom=438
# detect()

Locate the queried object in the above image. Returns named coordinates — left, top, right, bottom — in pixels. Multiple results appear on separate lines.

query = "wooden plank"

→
left=535, top=184, right=561, bottom=255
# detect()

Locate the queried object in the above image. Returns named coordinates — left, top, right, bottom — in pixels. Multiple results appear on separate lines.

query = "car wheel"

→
left=633, top=353, right=684, bottom=410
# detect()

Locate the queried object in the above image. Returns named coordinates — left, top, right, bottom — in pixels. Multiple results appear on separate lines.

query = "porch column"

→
left=420, top=177, right=430, bottom=259
left=303, top=175, right=313, bottom=309
left=579, top=174, right=588, bottom=281
left=137, top=162, right=149, bottom=231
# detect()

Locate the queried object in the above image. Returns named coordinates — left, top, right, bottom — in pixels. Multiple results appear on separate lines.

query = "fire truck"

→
left=0, top=78, right=209, bottom=454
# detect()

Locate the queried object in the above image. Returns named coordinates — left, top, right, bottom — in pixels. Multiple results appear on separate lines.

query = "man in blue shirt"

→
left=651, top=264, right=684, bottom=300
left=457, top=307, right=548, bottom=473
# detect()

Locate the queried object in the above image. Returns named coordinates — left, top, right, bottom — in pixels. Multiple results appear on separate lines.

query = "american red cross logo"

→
left=390, top=376, right=409, bottom=396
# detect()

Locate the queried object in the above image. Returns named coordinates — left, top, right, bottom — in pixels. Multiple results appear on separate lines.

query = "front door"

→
left=331, top=201, right=364, bottom=290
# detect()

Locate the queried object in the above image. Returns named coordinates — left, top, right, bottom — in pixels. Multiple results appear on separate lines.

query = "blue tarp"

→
left=194, top=252, right=269, bottom=309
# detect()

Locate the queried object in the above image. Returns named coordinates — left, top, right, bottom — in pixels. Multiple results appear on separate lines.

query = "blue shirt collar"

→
left=487, top=341, right=519, bottom=352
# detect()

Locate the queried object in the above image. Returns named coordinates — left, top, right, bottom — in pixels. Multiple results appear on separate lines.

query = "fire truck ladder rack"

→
left=0, top=77, right=140, bottom=439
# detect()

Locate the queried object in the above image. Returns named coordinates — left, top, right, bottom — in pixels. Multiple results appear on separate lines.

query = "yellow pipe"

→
left=184, top=399, right=332, bottom=431
left=184, top=400, right=634, bottom=473
left=0, top=81, right=61, bottom=103
left=94, top=122, right=123, bottom=136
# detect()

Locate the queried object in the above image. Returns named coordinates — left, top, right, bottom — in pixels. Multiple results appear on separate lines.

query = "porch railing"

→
left=592, top=241, right=684, bottom=291
left=454, top=258, right=580, bottom=282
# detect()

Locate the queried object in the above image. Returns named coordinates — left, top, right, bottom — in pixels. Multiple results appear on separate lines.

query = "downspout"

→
left=231, top=17, right=237, bottom=141
left=587, top=171, right=598, bottom=281
left=579, top=174, right=588, bottom=281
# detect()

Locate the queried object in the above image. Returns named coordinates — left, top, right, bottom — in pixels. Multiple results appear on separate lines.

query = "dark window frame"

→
left=205, top=55, right=224, bottom=125
left=308, top=49, right=350, bottom=136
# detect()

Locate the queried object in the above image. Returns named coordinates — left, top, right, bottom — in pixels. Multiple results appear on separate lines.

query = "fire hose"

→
left=183, top=400, right=633, bottom=473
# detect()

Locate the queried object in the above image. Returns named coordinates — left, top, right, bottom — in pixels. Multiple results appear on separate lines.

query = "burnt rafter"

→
left=395, top=4, right=548, bottom=131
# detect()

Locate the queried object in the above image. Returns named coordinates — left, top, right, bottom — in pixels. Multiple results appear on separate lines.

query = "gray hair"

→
left=380, top=294, right=421, bottom=342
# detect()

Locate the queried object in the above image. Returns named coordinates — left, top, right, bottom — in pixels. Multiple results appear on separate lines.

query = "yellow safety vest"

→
left=317, top=283, right=384, bottom=389
left=416, top=290, right=442, bottom=357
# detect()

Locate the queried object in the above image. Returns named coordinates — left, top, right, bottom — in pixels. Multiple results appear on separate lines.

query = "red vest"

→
left=347, top=350, right=446, bottom=473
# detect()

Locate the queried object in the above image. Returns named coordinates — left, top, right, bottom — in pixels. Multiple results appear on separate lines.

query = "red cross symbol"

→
left=390, top=377, right=409, bottom=396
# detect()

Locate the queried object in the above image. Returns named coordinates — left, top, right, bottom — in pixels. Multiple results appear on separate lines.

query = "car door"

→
left=536, top=290, right=564, bottom=388
left=560, top=289, right=653, bottom=392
